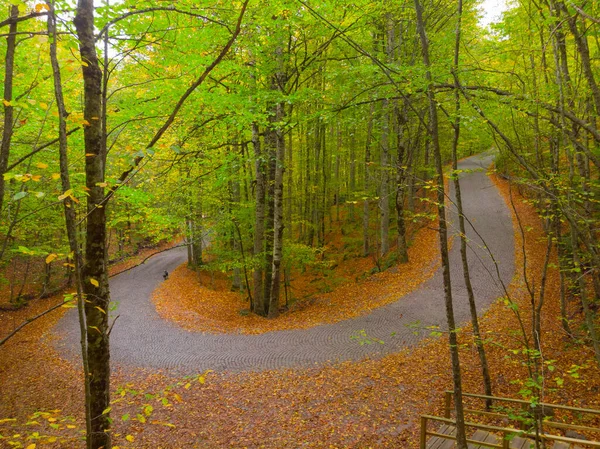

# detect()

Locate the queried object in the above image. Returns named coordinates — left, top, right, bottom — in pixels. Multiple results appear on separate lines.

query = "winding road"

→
left=52, top=153, right=514, bottom=374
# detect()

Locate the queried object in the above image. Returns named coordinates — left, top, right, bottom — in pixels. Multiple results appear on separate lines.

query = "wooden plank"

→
left=437, top=433, right=458, bottom=449
left=428, top=425, right=456, bottom=449
left=480, top=431, right=500, bottom=448
left=468, top=430, right=491, bottom=449
left=553, top=443, right=570, bottom=449
left=427, top=425, right=448, bottom=449
left=421, top=415, right=600, bottom=448
left=508, top=436, right=532, bottom=449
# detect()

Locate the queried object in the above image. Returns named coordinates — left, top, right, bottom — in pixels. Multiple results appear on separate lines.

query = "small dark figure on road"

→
left=163, top=270, right=169, bottom=281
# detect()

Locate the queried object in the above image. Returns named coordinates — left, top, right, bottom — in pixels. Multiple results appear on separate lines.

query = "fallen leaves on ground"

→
left=1, top=174, right=599, bottom=449
left=153, top=222, right=440, bottom=334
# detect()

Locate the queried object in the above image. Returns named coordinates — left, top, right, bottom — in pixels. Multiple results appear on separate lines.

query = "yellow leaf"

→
left=184, top=383, right=191, bottom=390
left=26, top=444, right=36, bottom=449
left=52, top=173, right=61, bottom=180
left=66, top=424, right=76, bottom=429
left=47, top=437, right=57, bottom=443
left=58, top=189, right=73, bottom=201
left=27, top=99, right=36, bottom=105
left=81, top=61, right=89, bottom=67
left=35, top=4, right=49, bottom=12
left=3, top=99, right=11, bottom=107
left=46, top=253, right=58, bottom=264
left=125, top=435, right=134, bottom=443
left=82, top=119, right=91, bottom=126
left=39, top=102, right=48, bottom=109
left=36, top=162, right=48, bottom=169
left=90, top=278, right=99, bottom=287
left=95, top=306, right=106, bottom=314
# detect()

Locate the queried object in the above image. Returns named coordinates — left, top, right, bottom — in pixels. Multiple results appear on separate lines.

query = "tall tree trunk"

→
left=47, top=0, right=92, bottom=439
left=0, top=5, right=18, bottom=214
left=263, top=117, right=277, bottom=312
left=562, top=5, right=600, bottom=115
left=379, top=100, right=390, bottom=257
left=363, top=105, right=374, bottom=256
left=395, top=102, right=409, bottom=263
left=572, top=227, right=600, bottom=364
left=414, top=0, right=468, bottom=446
left=252, top=123, right=266, bottom=316
left=451, top=0, right=493, bottom=408
left=269, top=102, right=285, bottom=318
left=74, top=3, right=112, bottom=447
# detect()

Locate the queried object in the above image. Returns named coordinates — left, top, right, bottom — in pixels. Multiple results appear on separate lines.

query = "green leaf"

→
left=12, top=191, right=27, bottom=201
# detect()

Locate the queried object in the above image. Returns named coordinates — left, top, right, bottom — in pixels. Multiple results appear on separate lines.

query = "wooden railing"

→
left=419, top=392, right=600, bottom=449
left=444, top=391, right=600, bottom=421
left=420, top=414, right=600, bottom=449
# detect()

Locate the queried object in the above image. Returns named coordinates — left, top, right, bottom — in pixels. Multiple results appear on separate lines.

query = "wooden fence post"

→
left=420, top=416, right=428, bottom=449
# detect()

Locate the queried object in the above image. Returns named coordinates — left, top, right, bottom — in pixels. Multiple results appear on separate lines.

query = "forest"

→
left=0, top=0, right=599, bottom=448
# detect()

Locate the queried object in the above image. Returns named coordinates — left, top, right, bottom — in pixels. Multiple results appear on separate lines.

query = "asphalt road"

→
left=53, top=153, right=514, bottom=374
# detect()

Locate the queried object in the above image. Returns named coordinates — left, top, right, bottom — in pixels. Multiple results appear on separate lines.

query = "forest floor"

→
left=1, top=175, right=600, bottom=449
left=153, top=216, right=440, bottom=334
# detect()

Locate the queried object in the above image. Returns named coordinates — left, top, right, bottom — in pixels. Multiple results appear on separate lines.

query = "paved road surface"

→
left=53, top=153, right=514, bottom=374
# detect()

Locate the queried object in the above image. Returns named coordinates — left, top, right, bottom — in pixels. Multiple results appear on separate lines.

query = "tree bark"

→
left=269, top=102, right=285, bottom=318
left=46, top=0, right=92, bottom=438
left=414, top=0, right=468, bottom=446
left=0, top=5, right=18, bottom=213
left=74, top=2, right=111, bottom=447
left=252, top=123, right=266, bottom=316
left=363, top=104, right=374, bottom=257
left=451, top=0, right=493, bottom=408
left=379, top=99, right=390, bottom=257
left=395, top=101, right=409, bottom=263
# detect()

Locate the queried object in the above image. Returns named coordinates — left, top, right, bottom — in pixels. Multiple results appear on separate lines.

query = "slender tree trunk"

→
left=46, top=0, right=92, bottom=439
left=414, top=0, right=468, bottom=446
left=363, top=105, right=374, bottom=256
left=252, top=123, right=266, bottom=316
left=263, top=117, right=277, bottom=312
left=380, top=100, right=390, bottom=257
left=269, top=103, right=285, bottom=318
left=451, top=0, right=493, bottom=408
left=232, top=167, right=242, bottom=291
left=74, top=3, right=111, bottom=447
left=0, top=5, right=18, bottom=214
left=395, top=102, right=409, bottom=263
left=571, top=227, right=600, bottom=365
left=562, top=5, right=600, bottom=115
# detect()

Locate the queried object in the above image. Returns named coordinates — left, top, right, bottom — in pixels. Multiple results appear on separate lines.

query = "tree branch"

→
left=107, top=0, right=249, bottom=199
left=6, top=127, right=81, bottom=172
left=0, top=299, right=70, bottom=347
left=96, top=7, right=228, bottom=40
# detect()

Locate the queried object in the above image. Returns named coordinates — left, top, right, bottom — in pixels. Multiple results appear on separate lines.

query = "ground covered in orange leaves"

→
left=153, top=221, right=440, bottom=334
left=1, top=175, right=600, bottom=449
